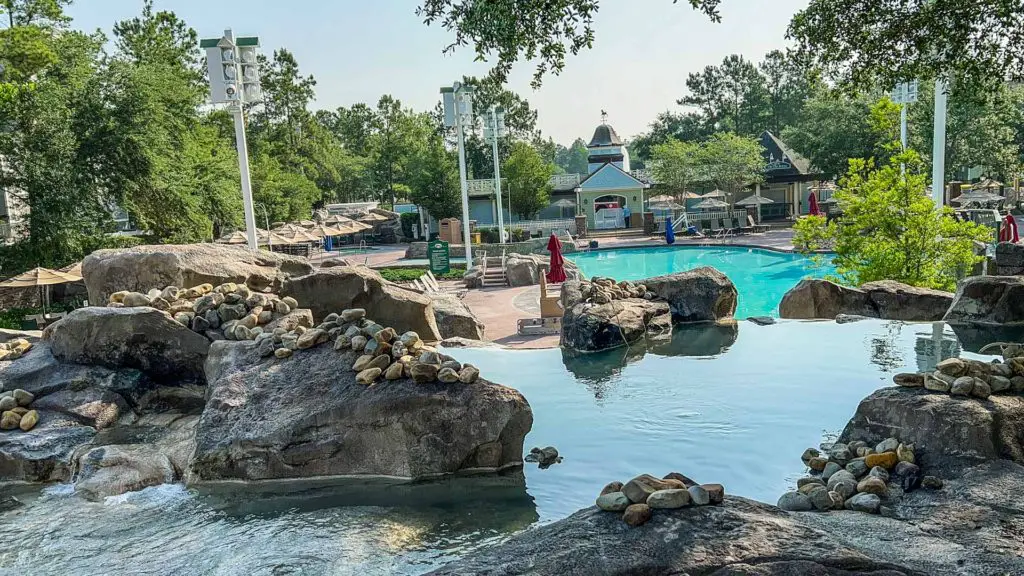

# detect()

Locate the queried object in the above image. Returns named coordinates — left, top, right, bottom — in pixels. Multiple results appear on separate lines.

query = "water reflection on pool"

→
left=0, top=320, right=991, bottom=575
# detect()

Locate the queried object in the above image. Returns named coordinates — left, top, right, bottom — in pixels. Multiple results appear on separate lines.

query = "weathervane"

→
left=600, top=109, right=608, bottom=124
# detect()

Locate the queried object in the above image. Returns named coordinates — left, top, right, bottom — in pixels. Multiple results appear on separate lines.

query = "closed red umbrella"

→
left=546, top=233, right=567, bottom=283
left=808, top=192, right=821, bottom=216
left=1000, top=213, right=1019, bottom=243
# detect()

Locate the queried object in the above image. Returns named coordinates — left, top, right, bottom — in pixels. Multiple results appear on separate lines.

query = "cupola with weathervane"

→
left=587, top=110, right=630, bottom=173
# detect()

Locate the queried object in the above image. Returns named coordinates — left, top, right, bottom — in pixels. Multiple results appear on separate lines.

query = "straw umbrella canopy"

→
left=702, top=189, right=727, bottom=199
left=275, top=227, right=321, bottom=243
left=272, top=223, right=307, bottom=234
left=648, top=200, right=685, bottom=211
left=297, top=219, right=318, bottom=228
left=358, top=212, right=390, bottom=223
left=307, top=224, right=348, bottom=238
left=322, top=214, right=358, bottom=226
left=0, top=267, right=83, bottom=315
left=692, top=198, right=729, bottom=210
left=972, top=178, right=1002, bottom=190
left=679, top=191, right=702, bottom=199
left=216, top=230, right=250, bottom=244
left=734, top=195, right=775, bottom=206
left=648, top=194, right=674, bottom=203
left=64, top=262, right=83, bottom=278
left=258, top=230, right=294, bottom=245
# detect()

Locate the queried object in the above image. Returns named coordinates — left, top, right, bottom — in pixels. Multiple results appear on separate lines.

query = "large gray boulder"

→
left=0, top=412, right=96, bottom=482
left=643, top=267, right=737, bottom=323
left=431, top=295, right=485, bottom=340
left=191, top=342, right=532, bottom=482
left=995, top=241, right=1024, bottom=275
left=281, top=266, right=442, bottom=342
left=0, top=338, right=150, bottom=400
left=504, top=253, right=582, bottom=287
left=561, top=299, right=671, bottom=353
left=839, top=387, right=1024, bottom=470
left=943, top=275, right=1024, bottom=327
left=44, top=307, right=211, bottom=382
left=780, top=279, right=953, bottom=321
left=82, top=243, right=312, bottom=305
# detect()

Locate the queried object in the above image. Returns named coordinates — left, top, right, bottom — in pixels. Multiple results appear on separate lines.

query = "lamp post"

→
left=440, top=82, right=475, bottom=267
left=931, top=79, right=948, bottom=206
left=891, top=80, right=918, bottom=175
left=202, top=29, right=262, bottom=250
left=483, top=106, right=508, bottom=243
left=255, top=202, right=271, bottom=248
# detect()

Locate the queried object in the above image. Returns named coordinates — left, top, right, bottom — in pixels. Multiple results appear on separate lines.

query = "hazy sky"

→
left=68, top=0, right=810, bottom=145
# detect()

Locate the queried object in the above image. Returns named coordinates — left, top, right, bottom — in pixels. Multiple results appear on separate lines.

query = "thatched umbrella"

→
left=692, top=198, right=729, bottom=210
left=702, top=189, right=727, bottom=199
left=734, top=195, right=775, bottom=206
left=0, top=267, right=83, bottom=315
left=216, top=230, right=250, bottom=244
left=358, top=212, right=390, bottom=224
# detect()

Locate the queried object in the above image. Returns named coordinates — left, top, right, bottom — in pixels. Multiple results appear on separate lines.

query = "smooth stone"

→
left=341, top=308, right=365, bottom=322
left=777, top=491, right=813, bottom=512
left=368, top=355, right=390, bottom=371
left=826, top=470, right=858, bottom=499
left=384, top=362, right=404, bottom=380
left=951, top=376, right=975, bottom=396
left=799, top=483, right=822, bottom=495
left=281, top=297, right=298, bottom=309
left=936, top=357, right=966, bottom=377
left=807, top=457, right=828, bottom=472
left=663, top=472, right=698, bottom=487
left=845, top=460, right=869, bottom=478
left=864, top=452, right=899, bottom=470
left=845, top=492, right=881, bottom=514
left=622, top=474, right=672, bottom=504
left=924, top=374, right=952, bottom=393
left=376, top=327, right=396, bottom=343
left=800, top=448, right=820, bottom=463
left=647, top=489, right=691, bottom=509
left=857, top=477, right=887, bottom=496
left=355, top=367, right=382, bottom=385
left=296, top=328, right=327, bottom=350
left=256, top=336, right=276, bottom=357
left=874, top=438, right=899, bottom=454
left=893, top=461, right=920, bottom=478
left=971, top=379, right=992, bottom=399
left=702, top=483, right=724, bottom=504
left=12, top=389, right=33, bottom=407
left=922, top=476, right=944, bottom=489
left=989, top=375, right=1012, bottom=393
left=622, top=503, right=651, bottom=527
left=352, top=354, right=375, bottom=372
left=868, top=466, right=890, bottom=482
left=600, top=481, right=624, bottom=496
left=856, top=447, right=875, bottom=457
left=822, top=462, right=842, bottom=481
left=807, top=486, right=834, bottom=511
left=893, top=372, right=924, bottom=387
left=687, top=485, right=710, bottom=506
left=826, top=444, right=851, bottom=465
left=274, top=348, right=293, bottom=359
left=896, top=443, right=915, bottom=464
left=0, top=396, right=16, bottom=412
left=18, top=410, right=38, bottom=431
left=437, top=367, right=460, bottom=383
left=409, top=362, right=439, bottom=384
left=0, top=411, right=21, bottom=430
left=419, top=351, right=441, bottom=366
left=458, top=365, right=480, bottom=384
left=596, top=492, right=630, bottom=512
left=334, top=335, right=351, bottom=351
left=350, top=335, right=368, bottom=351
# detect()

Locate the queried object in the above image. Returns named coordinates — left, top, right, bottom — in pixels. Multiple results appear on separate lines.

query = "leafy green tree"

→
left=409, top=136, right=460, bottom=220
left=790, top=0, right=1024, bottom=89
left=504, top=141, right=553, bottom=219
left=782, top=92, right=900, bottom=180
left=758, top=49, right=821, bottom=134
left=795, top=151, right=992, bottom=290
left=629, top=111, right=712, bottom=163
left=649, top=139, right=700, bottom=195
left=680, top=54, right=769, bottom=137
left=697, top=132, right=766, bottom=198
left=555, top=138, right=589, bottom=174
left=251, top=152, right=319, bottom=223
left=416, top=0, right=723, bottom=87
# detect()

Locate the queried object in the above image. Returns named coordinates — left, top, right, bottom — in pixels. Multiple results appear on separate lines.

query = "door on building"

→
left=594, top=195, right=626, bottom=229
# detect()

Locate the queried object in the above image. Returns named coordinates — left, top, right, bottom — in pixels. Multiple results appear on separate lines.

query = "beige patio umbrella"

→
left=306, top=224, right=349, bottom=238
left=323, top=214, right=358, bottom=226
left=272, top=223, right=307, bottom=234
left=648, top=194, right=674, bottom=203
left=275, top=227, right=321, bottom=243
left=257, top=230, right=294, bottom=245
left=702, top=189, right=727, bottom=199
left=358, top=212, right=390, bottom=224
left=297, top=219, right=318, bottom=228
left=216, top=230, right=250, bottom=244
left=0, top=267, right=84, bottom=315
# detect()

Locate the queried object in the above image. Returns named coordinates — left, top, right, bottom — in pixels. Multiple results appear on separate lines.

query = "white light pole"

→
left=891, top=81, right=918, bottom=175
left=202, top=29, right=263, bottom=250
left=931, top=79, right=948, bottom=206
left=483, top=105, right=508, bottom=243
left=441, top=82, right=475, bottom=267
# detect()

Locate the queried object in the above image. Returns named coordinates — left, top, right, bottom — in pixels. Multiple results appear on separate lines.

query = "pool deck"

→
left=310, top=229, right=799, bottom=350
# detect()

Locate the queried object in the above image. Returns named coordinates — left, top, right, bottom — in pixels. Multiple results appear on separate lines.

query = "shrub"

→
left=400, top=212, right=419, bottom=239
left=509, top=228, right=530, bottom=242
left=376, top=267, right=466, bottom=282
left=477, top=227, right=500, bottom=244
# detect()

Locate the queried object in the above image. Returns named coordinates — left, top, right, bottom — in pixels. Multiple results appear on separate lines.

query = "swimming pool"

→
left=570, top=245, right=835, bottom=318
left=0, top=320, right=981, bottom=575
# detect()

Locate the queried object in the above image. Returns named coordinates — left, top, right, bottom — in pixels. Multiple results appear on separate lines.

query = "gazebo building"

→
left=753, top=131, right=826, bottom=220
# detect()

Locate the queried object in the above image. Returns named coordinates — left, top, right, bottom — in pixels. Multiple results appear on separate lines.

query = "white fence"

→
left=505, top=217, right=577, bottom=236
left=654, top=209, right=745, bottom=233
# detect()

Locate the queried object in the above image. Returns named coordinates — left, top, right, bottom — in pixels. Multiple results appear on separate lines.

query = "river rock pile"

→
left=108, top=282, right=305, bottom=343
left=893, top=355, right=1024, bottom=399
left=0, top=388, right=38, bottom=432
left=0, top=337, right=32, bottom=361
left=595, top=472, right=724, bottom=527
left=577, top=277, right=656, bottom=305
left=778, top=437, right=942, bottom=515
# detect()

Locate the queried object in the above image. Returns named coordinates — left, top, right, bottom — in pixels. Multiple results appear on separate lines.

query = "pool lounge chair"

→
left=714, top=218, right=733, bottom=239
left=746, top=215, right=770, bottom=234
left=731, top=216, right=752, bottom=234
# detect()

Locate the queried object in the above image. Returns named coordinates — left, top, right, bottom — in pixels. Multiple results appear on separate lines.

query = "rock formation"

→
left=943, top=275, right=1024, bottom=327
left=780, top=278, right=954, bottom=321
left=82, top=243, right=312, bottom=305
left=430, top=295, right=485, bottom=340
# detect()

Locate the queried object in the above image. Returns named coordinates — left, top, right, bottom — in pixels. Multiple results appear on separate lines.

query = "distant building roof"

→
left=759, top=131, right=822, bottom=182
left=588, top=124, right=624, bottom=147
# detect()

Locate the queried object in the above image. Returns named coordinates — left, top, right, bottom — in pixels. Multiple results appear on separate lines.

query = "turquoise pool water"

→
left=569, top=246, right=836, bottom=318
left=0, top=321, right=985, bottom=575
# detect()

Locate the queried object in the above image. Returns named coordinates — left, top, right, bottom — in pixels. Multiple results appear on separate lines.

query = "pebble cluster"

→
left=108, top=282, right=304, bottom=343
left=578, top=277, right=656, bottom=305
left=778, top=437, right=943, bottom=515
left=595, top=472, right=725, bottom=527
left=109, top=283, right=482, bottom=387
left=0, top=338, right=32, bottom=362
left=0, top=388, right=38, bottom=432
left=524, top=446, right=562, bottom=468
left=893, top=355, right=1024, bottom=399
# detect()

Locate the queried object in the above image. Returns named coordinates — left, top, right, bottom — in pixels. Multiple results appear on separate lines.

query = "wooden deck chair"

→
left=422, top=270, right=468, bottom=298
left=747, top=214, right=769, bottom=234
left=538, top=270, right=563, bottom=319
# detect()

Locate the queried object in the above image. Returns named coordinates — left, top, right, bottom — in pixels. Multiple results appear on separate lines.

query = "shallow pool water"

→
left=569, top=245, right=836, bottom=318
left=0, top=320, right=985, bottom=575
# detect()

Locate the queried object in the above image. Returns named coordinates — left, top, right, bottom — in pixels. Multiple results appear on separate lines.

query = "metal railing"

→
left=507, top=217, right=577, bottom=236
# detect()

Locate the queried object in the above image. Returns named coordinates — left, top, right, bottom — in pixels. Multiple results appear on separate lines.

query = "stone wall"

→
left=405, top=238, right=576, bottom=260
left=995, top=242, right=1024, bottom=275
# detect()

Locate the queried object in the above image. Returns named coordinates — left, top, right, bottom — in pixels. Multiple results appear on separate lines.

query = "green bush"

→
left=376, top=267, right=466, bottom=282
left=399, top=212, right=419, bottom=239
left=0, top=303, right=76, bottom=330
left=478, top=227, right=500, bottom=244
left=509, top=228, right=530, bottom=242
